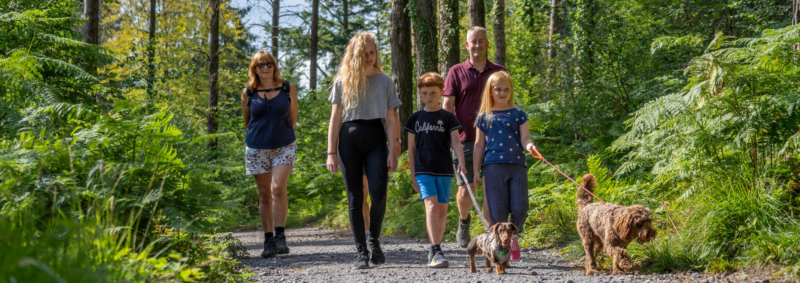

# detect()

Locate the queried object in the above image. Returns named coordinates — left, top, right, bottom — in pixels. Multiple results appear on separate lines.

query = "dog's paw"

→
left=618, top=258, right=634, bottom=270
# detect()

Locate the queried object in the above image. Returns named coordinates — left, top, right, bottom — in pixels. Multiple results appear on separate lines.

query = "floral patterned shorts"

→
left=245, top=141, right=297, bottom=175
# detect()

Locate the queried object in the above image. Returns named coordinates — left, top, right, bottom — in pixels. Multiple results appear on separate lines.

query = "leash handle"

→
left=459, top=172, right=490, bottom=231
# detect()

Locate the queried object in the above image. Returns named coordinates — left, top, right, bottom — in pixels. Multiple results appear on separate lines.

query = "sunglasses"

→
left=256, top=62, right=275, bottom=69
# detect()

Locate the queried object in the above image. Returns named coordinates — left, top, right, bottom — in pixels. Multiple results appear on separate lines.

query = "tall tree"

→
left=272, top=0, right=280, bottom=58
left=438, top=0, right=460, bottom=75
left=343, top=0, right=349, bottom=33
left=82, top=0, right=100, bottom=73
left=468, top=0, right=485, bottom=28
left=548, top=0, right=566, bottom=60
left=492, top=0, right=506, bottom=66
left=412, top=0, right=438, bottom=78
left=208, top=0, right=220, bottom=148
left=411, top=0, right=438, bottom=110
left=310, top=0, right=320, bottom=96
left=147, top=0, right=156, bottom=95
left=391, top=0, right=413, bottom=152
left=794, top=0, right=799, bottom=51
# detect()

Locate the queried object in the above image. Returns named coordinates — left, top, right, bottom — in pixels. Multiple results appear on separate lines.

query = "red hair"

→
left=417, top=72, right=444, bottom=91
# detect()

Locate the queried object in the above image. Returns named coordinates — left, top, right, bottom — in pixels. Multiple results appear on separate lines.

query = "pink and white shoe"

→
left=510, top=234, right=521, bottom=260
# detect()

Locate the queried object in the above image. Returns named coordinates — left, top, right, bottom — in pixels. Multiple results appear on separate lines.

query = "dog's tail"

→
left=576, top=174, right=596, bottom=211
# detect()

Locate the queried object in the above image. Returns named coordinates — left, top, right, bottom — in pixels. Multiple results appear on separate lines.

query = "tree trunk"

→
left=343, top=0, right=349, bottom=34
left=208, top=0, right=220, bottom=149
left=272, top=0, right=280, bottom=58
left=438, top=0, right=460, bottom=76
left=82, top=0, right=100, bottom=73
left=412, top=0, right=438, bottom=110
left=793, top=0, right=799, bottom=51
left=492, top=0, right=505, bottom=66
left=310, top=0, right=319, bottom=96
left=147, top=0, right=156, bottom=96
left=468, top=0, right=485, bottom=28
left=548, top=0, right=565, bottom=60
left=577, top=0, right=596, bottom=86
left=392, top=0, right=413, bottom=152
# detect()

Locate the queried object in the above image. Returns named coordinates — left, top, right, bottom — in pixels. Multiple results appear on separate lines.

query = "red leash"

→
left=529, top=146, right=616, bottom=208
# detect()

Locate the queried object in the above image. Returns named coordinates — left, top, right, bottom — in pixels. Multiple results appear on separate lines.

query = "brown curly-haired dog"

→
left=576, top=174, right=657, bottom=275
left=466, top=222, right=518, bottom=274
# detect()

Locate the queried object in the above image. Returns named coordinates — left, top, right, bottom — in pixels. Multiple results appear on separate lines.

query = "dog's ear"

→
left=508, top=223, right=519, bottom=235
left=613, top=208, right=635, bottom=240
left=489, top=223, right=501, bottom=236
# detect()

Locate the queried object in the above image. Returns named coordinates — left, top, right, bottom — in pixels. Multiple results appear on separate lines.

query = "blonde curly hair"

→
left=332, top=32, right=382, bottom=112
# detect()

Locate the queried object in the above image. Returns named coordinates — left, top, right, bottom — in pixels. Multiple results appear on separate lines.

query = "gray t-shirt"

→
left=328, top=73, right=402, bottom=123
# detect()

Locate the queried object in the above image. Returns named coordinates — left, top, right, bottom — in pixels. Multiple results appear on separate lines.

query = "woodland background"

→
left=2, top=0, right=800, bottom=281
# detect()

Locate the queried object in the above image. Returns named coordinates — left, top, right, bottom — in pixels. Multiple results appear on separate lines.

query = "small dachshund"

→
left=576, top=174, right=657, bottom=275
left=466, top=222, right=518, bottom=274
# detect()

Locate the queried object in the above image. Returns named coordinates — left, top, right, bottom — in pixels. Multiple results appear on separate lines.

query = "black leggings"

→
left=338, top=119, right=388, bottom=249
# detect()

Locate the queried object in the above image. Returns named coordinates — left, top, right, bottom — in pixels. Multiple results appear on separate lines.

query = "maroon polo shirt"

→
left=443, top=59, right=507, bottom=142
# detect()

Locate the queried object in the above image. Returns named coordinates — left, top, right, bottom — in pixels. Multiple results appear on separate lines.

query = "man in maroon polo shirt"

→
left=443, top=26, right=507, bottom=248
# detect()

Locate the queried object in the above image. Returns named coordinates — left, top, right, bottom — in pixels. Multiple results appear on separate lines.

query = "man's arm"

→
left=443, top=96, right=456, bottom=113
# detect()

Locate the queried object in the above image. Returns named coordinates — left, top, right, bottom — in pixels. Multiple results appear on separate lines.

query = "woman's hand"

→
left=326, top=154, right=339, bottom=173
left=473, top=173, right=481, bottom=187
left=387, top=154, right=398, bottom=173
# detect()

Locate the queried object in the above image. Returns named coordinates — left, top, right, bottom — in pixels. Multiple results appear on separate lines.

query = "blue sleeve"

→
left=517, top=109, right=528, bottom=125
left=475, top=114, right=486, bottom=132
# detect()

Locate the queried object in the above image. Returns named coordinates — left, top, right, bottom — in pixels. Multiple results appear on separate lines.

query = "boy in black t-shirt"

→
left=404, top=72, right=466, bottom=268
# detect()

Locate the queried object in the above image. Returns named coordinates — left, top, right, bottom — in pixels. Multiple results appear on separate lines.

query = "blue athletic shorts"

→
left=416, top=174, right=453, bottom=204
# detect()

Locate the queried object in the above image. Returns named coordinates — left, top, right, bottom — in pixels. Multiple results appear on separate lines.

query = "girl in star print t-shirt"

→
left=472, top=71, right=537, bottom=261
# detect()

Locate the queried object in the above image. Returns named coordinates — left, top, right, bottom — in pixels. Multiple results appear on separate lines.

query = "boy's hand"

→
left=456, top=163, right=466, bottom=176
left=412, top=180, right=420, bottom=194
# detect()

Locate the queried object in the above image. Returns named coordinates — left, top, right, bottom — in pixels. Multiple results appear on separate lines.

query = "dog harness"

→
left=486, top=234, right=511, bottom=260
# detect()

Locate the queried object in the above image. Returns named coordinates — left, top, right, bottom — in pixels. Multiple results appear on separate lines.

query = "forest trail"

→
left=232, top=227, right=757, bottom=283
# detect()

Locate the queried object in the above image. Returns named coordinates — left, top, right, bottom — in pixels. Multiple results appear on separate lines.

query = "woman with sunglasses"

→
left=241, top=51, right=298, bottom=258
left=326, top=32, right=402, bottom=269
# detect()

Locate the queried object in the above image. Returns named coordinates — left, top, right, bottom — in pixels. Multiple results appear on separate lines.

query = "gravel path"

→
left=233, top=227, right=771, bottom=283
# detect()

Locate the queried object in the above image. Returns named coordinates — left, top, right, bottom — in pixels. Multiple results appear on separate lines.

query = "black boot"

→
left=261, top=236, right=276, bottom=258
left=353, top=244, right=370, bottom=269
left=274, top=233, right=290, bottom=254
left=368, top=237, right=385, bottom=265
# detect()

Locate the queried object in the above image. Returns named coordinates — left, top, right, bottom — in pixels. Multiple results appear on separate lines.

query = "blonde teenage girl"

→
left=326, top=32, right=402, bottom=269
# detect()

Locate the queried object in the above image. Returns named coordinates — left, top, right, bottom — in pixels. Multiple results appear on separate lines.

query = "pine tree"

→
left=208, top=0, right=220, bottom=149
left=492, top=0, right=506, bottom=66
left=438, top=0, right=460, bottom=75
left=392, top=0, right=413, bottom=152
left=310, top=0, right=320, bottom=96
left=468, top=0, right=485, bottom=28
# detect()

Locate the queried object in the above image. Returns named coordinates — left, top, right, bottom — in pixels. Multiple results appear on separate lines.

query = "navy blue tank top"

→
left=246, top=88, right=295, bottom=149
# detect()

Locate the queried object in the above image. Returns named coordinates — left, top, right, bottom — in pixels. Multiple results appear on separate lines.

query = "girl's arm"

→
left=408, top=132, right=419, bottom=193
left=451, top=130, right=466, bottom=175
left=473, top=128, right=486, bottom=185
left=519, top=121, right=536, bottom=155
left=326, top=105, right=344, bottom=173
left=241, top=88, right=250, bottom=129
left=289, top=83, right=298, bottom=129
left=385, top=108, right=399, bottom=172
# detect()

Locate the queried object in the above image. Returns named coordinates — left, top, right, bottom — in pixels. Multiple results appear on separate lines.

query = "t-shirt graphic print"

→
left=404, top=109, right=462, bottom=176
